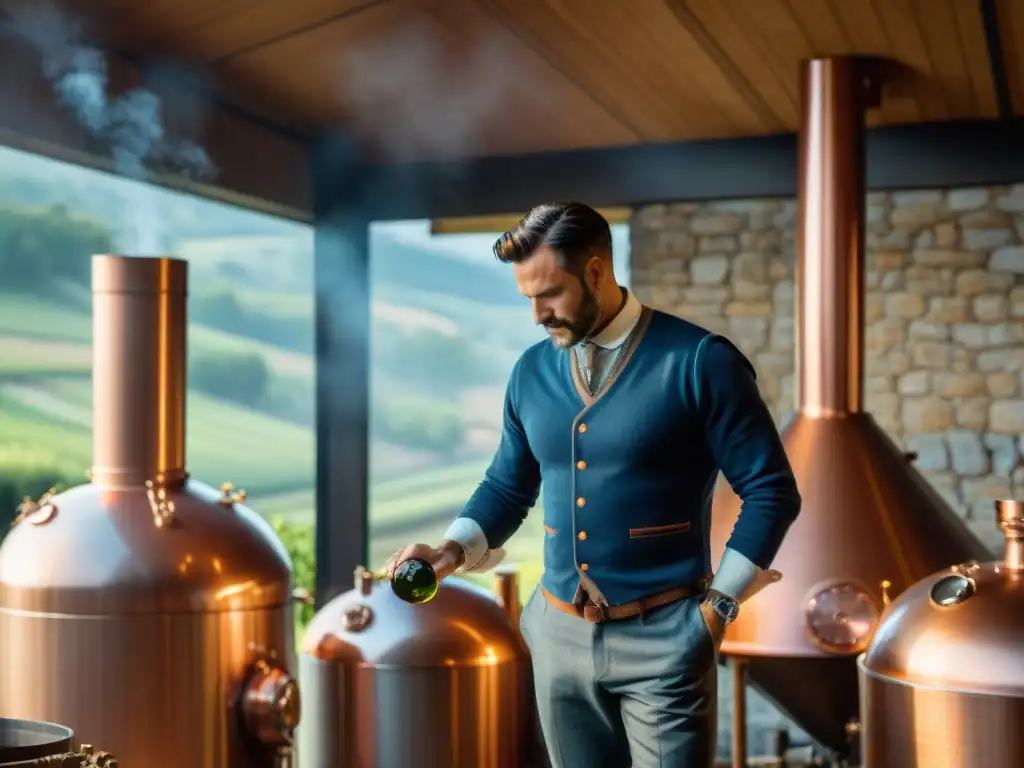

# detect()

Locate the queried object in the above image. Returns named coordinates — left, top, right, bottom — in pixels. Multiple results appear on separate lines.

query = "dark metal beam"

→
left=312, top=137, right=371, bottom=608
left=340, top=118, right=1024, bottom=221
left=980, top=0, right=1014, bottom=119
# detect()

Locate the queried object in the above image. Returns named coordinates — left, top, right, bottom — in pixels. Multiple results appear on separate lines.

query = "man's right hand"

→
left=385, top=540, right=465, bottom=582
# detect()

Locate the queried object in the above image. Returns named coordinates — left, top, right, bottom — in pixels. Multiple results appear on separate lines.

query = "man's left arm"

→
left=695, top=334, right=802, bottom=604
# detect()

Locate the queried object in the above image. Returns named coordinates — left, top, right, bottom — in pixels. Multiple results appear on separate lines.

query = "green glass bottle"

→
left=391, top=558, right=439, bottom=604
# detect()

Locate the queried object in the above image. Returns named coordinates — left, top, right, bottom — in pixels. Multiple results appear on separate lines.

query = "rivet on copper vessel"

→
left=218, top=481, right=247, bottom=507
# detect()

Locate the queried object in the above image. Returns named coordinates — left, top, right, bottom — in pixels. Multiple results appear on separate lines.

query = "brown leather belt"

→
left=541, top=576, right=710, bottom=624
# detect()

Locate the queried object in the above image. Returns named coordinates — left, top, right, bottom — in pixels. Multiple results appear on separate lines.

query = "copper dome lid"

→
left=303, top=568, right=526, bottom=668
left=861, top=500, right=1024, bottom=697
left=0, top=481, right=293, bottom=615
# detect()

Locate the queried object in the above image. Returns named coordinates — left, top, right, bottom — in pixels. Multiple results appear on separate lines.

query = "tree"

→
left=0, top=205, right=114, bottom=291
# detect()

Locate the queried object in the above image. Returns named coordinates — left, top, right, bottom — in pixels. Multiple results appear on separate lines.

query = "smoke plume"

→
left=4, top=2, right=215, bottom=183
left=335, top=13, right=527, bottom=163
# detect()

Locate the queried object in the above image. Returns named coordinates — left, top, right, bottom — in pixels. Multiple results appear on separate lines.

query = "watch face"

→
left=714, top=596, right=739, bottom=621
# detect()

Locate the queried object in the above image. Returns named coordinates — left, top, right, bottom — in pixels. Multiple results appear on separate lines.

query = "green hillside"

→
left=0, top=287, right=504, bottom=527
left=0, top=377, right=314, bottom=495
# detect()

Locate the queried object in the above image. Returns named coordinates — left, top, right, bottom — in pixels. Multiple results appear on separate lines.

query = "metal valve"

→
left=219, top=481, right=248, bottom=507
left=145, top=480, right=176, bottom=528
left=12, top=488, right=59, bottom=528
left=241, top=660, right=301, bottom=748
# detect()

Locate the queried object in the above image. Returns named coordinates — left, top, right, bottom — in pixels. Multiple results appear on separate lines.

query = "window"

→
left=368, top=217, right=631, bottom=595
left=0, top=146, right=316, bottom=614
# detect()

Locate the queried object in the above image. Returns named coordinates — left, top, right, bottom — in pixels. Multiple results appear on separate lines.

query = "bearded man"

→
left=387, top=201, right=801, bottom=768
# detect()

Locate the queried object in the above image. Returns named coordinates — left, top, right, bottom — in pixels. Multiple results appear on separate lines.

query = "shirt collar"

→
left=588, top=288, right=642, bottom=350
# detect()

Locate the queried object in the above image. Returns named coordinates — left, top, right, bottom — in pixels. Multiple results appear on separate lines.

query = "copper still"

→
left=298, top=566, right=531, bottom=768
left=709, top=57, right=989, bottom=757
left=0, top=255, right=300, bottom=767
left=858, top=499, right=1024, bottom=768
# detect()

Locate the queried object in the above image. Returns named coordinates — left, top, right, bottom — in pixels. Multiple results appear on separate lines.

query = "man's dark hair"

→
left=493, top=202, right=612, bottom=274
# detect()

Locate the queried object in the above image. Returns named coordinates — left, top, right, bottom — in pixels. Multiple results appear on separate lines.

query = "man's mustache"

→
left=542, top=319, right=568, bottom=329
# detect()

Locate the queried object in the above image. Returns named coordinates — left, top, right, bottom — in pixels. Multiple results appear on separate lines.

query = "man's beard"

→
left=543, top=288, right=601, bottom=349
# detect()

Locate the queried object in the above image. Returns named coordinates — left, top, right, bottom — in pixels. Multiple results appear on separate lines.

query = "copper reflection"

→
left=996, top=499, right=1024, bottom=571
left=859, top=500, right=1024, bottom=767
left=91, top=255, right=188, bottom=488
left=709, top=57, right=988, bottom=754
left=0, top=256, right=297, bottom=767
left=493, top=566, right=521, bottom=631
left=795, top=57, right=865, bottom=416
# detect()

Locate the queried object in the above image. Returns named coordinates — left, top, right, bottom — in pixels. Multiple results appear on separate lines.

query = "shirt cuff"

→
left=710, top=547, right=782, bottom=604
left=442, top=518, right=507, bottom=574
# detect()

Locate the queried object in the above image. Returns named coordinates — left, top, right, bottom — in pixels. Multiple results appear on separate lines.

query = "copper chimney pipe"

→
left=709, top=57, right=988, bottom=757
left=91, top=255, right=188, bottom=488
left=796, top=59, right=865, bottom=416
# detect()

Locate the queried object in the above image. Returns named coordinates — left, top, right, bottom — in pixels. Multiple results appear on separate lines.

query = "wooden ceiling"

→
left=44, top=0, right=1018, bottom=162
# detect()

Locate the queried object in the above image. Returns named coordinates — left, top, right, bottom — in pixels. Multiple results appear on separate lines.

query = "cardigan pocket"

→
left=628, top=521, right=691, bottom=539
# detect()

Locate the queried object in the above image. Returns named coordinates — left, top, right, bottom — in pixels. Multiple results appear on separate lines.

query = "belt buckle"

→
left=582, top=603, right=607, bottom=623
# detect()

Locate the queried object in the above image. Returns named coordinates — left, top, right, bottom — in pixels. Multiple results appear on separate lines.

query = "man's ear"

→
left=584, top=254, right=606, bottom=292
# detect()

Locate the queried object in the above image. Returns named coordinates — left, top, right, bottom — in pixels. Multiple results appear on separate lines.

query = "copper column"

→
left=90, top=255, right=188, bottom=489
left=796, top=57, right=866, bottom=417
left=493, top=568, right=521, bottom=632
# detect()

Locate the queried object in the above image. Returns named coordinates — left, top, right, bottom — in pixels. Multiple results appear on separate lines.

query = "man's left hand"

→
left=699, top=599, right=727, bottom=652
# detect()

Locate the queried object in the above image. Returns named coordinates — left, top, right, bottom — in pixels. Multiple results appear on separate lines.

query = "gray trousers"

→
left=520, top=586, right=718, bottom=768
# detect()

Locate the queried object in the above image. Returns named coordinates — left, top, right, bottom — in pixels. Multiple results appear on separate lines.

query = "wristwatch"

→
left=708, top=593, right=740, bottom=625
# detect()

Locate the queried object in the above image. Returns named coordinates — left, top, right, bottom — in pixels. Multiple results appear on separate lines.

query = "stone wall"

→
left=628, top=186, right=1024, bottom=758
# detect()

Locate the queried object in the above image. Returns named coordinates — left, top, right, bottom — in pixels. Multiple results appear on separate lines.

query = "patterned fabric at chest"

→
left=575, top=341, right=626, bottom=395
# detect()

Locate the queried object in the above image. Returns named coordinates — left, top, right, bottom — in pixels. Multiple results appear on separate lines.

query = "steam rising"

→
left=8, top=3, right=215, bottom=181
left=4, top=3, right=217, bottom=254
left=336, top=15, right=525, bottom=162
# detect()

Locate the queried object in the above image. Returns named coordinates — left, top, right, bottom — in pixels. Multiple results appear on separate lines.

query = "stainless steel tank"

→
left=0, top=255, right=300, bottom=767
left=298, top=566, right=531, bottom=768
left=858, top=499, right=1024, bottom=767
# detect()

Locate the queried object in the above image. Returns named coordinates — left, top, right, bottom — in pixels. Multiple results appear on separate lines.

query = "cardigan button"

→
left=576, top=460, right=587, bottom=470
left=576, top=497, right=586, bottom=508
left=578, top=423, right=587, bottom=433
left=580, top=563, right=590, bottom=572
left=577, top=531, right=587, bottom=541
